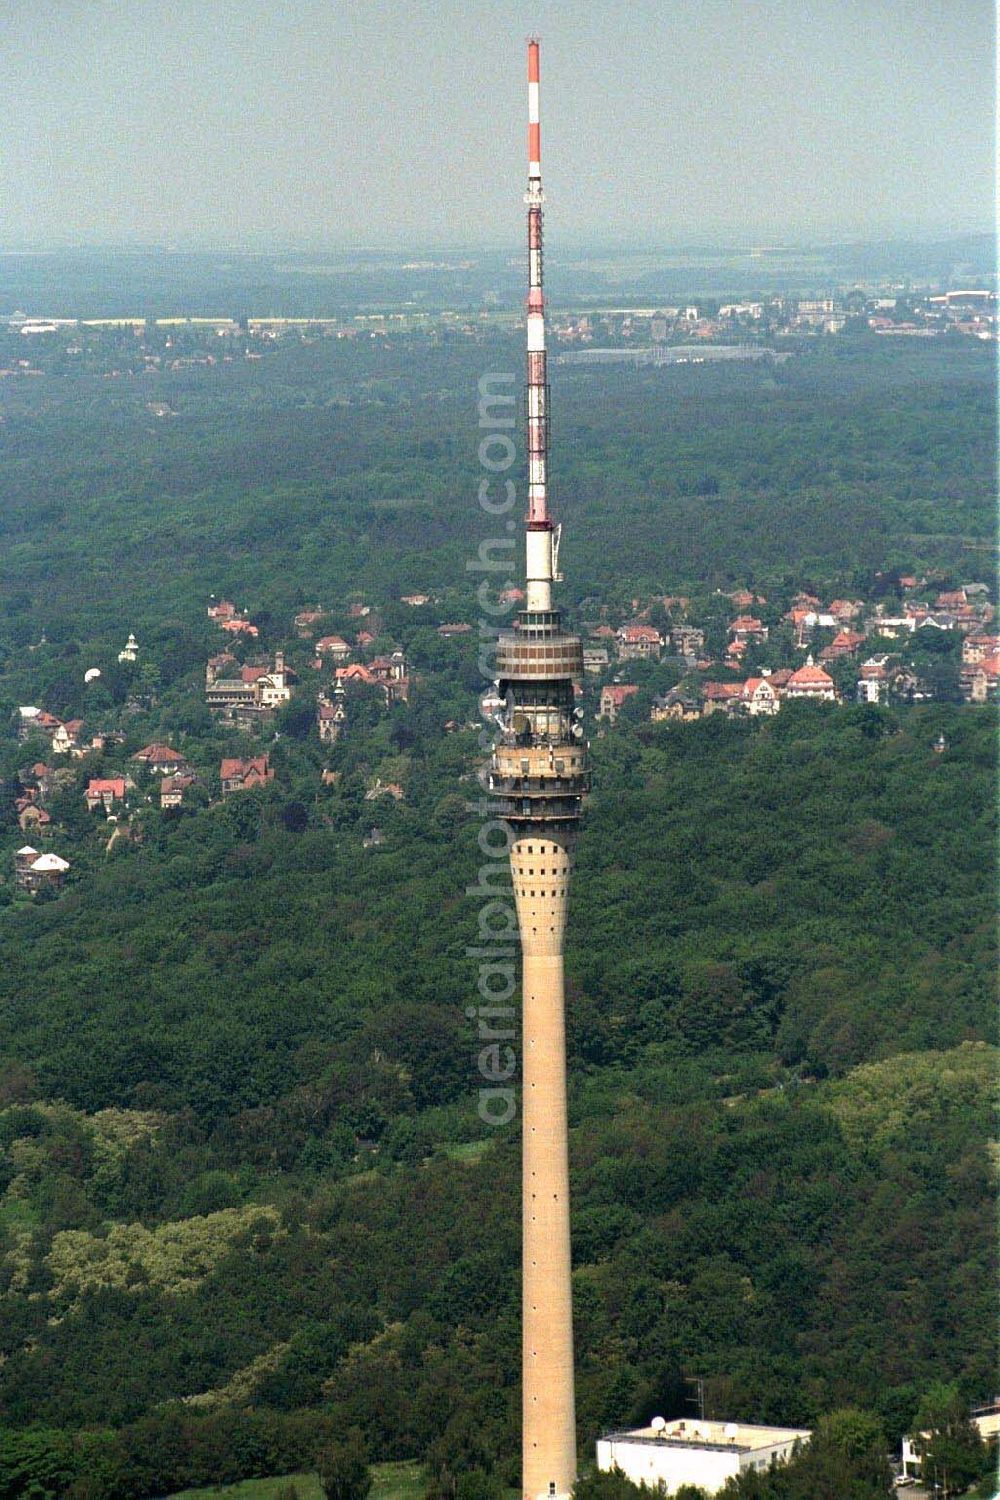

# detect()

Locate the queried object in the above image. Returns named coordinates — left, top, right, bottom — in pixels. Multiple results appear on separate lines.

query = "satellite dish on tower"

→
left=724, top=1423, right=739, bottom=1440
left=651, top=1416, right=666, bottom=1433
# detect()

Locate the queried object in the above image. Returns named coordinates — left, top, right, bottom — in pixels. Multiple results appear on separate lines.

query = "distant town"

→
left=0, top=282, right=995, bottom=385
left=6, top=567, right=995, bottom=898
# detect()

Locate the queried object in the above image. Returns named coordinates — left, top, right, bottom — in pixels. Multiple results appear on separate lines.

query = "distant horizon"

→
left=0, top=225, right=995, bottom=258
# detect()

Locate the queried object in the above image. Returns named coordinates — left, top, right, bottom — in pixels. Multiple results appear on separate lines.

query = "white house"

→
left=742, top=676, right=781, bottom=716
left=597, top=1419, right=811, bottom=1497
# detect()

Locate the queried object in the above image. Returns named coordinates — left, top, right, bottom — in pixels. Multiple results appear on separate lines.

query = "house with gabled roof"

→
left=728, top=615, right=769, bottom=644
left=617, top=622, right=663, bottom=661
left=650, top=687, right=700, bottom=722
left=819, top=629, right=865, bottom=661
left=132, top=743, right=192, bottom=775
left=16, top=707, right=62, bottom=744
left=315, top=634, right=352, bottom=663
left=85, top=777, right=128, bottom=814
left=160, top=774, right=197, bottom=809
left=20, top=852, right=70, bottom=892
left=598, top=683, right=639, bottom=723
left=294, top=607, right=327, bottom=636
left=702, top=681, right=744, bottom=715
left=960, top=657, right=999, bottom=704
left=18, top=804, right=52, bottom=836
left=220, top=756, right=274, bottom=796
left=962, top=633, right=999, bottom=665
left=742, top=676, right=781, bottom=715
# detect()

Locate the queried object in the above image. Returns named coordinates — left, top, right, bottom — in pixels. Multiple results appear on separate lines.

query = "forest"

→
left=0, top=328, right=995, bottom=1498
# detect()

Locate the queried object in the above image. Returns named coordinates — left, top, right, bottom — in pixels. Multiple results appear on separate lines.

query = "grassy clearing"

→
left=439, top=1138, right=493, bottom=1163
left=168, top=1458, right=424, bottom=1500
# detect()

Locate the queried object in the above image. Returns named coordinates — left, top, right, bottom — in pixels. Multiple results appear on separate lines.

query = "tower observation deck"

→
left=485, top=38, right=588, bottom=1500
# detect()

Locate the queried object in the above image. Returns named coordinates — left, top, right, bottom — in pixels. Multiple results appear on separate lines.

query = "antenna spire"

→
left=524, top=37, right=554, bottom=612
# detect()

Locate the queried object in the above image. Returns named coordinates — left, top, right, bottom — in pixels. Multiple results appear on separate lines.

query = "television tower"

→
left=489, top=37, right=588, bottom=1500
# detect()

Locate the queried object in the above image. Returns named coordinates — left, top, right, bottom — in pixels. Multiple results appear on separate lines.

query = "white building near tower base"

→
left=597, top=1418, right=811, bottom=1496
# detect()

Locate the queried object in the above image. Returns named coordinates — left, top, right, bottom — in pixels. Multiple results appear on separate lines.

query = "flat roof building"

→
left=597, top=1419, right=811, bottom=1496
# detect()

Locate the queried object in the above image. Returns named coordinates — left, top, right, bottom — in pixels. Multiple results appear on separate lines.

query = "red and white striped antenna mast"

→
left=524, top=35, right=558, bottom=613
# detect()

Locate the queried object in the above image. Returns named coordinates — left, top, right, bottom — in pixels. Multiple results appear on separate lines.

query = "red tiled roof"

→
left=787, top=662, right=835, bottom=687
left=602, top=684, right=639, bottom=707
left=87, top=778, right=126, bottom=797
left=829, top=629, right=865, bottom=649
left=133, top=743, right=186, bottom=763
left=703, top=681, right=744, bottom=700
left=220, top=756, right=272, bottom=780
left=619, top=623, right=662, bottom=641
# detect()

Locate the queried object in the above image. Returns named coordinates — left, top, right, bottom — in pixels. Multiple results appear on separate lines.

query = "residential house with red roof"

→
left=784, top=657, right=837, bottom=701
left=963, top=633, right=999, bottom=665
left=160, top=775, right=197, bottom=809
left=294, top=607, right=327, bottom=636
left=220, top=756, right=275, bottom=796
left=219, top=617, right=259, bottom=638
left=729, top=616, right=769, bottom=646
left=207, top=599, right=238, bottom=621
left=51, top=720, right=84, bottom=755
left=598, top=684, right=639, bottom=723
left=819, top=629, right=865, bottom=661
left=702, top=681, right=745, bottom=715
left=828, top=599, right=864, bottom=623
left=960, top=657, right=999, bottom=704
left=742, top=676, right=781, bottom=716
left=315, top=635, right=352, bottom=664
left=617, top=623, right=663, bottom=662
left=18, top=805, right=51, bottom=836
left=85, top=778, right=127, bottom=814
left=132, top=744, right=192, bottom=775
left=16, top=707, right=62, bottom=744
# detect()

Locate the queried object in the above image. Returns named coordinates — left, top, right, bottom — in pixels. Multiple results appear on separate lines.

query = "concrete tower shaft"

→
left=512, top=831, right=577, bottom=1500
left=484, top=37, right=589, bottom=1500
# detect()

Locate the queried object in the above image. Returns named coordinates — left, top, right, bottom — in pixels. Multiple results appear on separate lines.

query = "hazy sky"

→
left=2, top=0, right=994, bottom=247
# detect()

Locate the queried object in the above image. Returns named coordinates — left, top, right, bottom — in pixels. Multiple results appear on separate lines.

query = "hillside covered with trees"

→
left=0, top=329, right=995, bottom=1497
